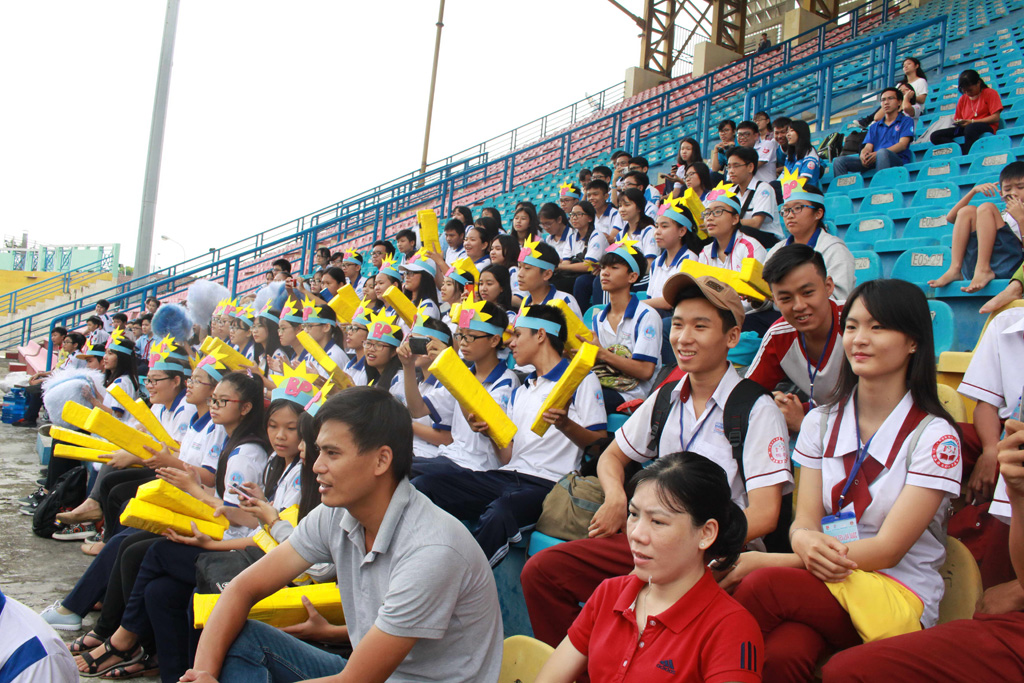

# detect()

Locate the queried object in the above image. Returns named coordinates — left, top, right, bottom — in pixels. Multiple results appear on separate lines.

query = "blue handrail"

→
left=0, top=257, right=107, bottom=316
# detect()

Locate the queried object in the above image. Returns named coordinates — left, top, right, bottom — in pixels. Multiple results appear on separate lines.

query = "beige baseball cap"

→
left=661, top=273, right=745, bottom=328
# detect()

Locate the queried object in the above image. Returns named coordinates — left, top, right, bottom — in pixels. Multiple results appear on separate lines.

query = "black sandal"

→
left=69, top=631, right=104, bottom=654
left=79, top=638, right=143, bottom=678
left=99, top=652, right=159, bottom=680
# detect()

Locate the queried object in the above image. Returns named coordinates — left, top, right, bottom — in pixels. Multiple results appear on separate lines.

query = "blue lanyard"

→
left=679, top=402, right=712, bottom=452
left=836, top=391, right=874, bottom=511
left=800, top=315, right=834, bottom=408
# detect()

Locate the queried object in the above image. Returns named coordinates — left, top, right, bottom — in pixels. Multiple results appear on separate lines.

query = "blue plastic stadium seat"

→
left=861, top=189, right=903, bottom=213
left=966, top=150, right=1014, bottom=176
left=851, top=250, right=882, bottom=284
left=868, top=166, right=910, bottom=189
left=875, top=210, right=948, bottom=252
left=824, top=195, right=853, bottom=217
left=583, top=305, right=599, bottom=329
left=909, top=182, right=961, bottom=210
left=923, top=144, right=962, bottom=160
left=846, top=214, right=895, bottom=247
left=829, top=174, right=864, bottom=195
left=928, top=300, right=957, bottom=354
left=528, top=531, right=565, bottom=557
left=914, top=159, right=956, bottom=183
left=972, top=133, right=1012, bottom=156
left=891, top=246, right=953, bottom=287
left=607, top=413, right=629, bottom=433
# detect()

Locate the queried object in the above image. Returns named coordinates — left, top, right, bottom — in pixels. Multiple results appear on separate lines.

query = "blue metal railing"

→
left=0, top=257, right=108, bottom=316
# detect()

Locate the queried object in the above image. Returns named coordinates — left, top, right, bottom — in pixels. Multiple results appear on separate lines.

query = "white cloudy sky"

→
left=0, top=1, right=645, bottom=270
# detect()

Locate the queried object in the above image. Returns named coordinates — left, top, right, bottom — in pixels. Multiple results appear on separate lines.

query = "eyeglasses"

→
left=187, top=377, right=214, bottom=387
left=683, top=171, right=697, bottom=179
left=781, top=204, right=817, bottom=217
left=726, top=162, right=749, bottom=170
left=454, top=332, right=490, bottom=344
left=144, top=376, right=173, bottom=387
left=207, top=397, right=242, bottom=408
left=344, top=324, right=366, bottom=334
left=701, top=207, right=737, bottom=219
left=736, top=131, right=754, bottom=137
left=363, top=341, right=387, bottom=351
left=568, top=212, right=586, bottom=219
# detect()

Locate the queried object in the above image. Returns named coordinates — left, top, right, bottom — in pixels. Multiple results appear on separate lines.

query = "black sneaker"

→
left=17, top=486, right=46, bottom=505
left=12, top=418, right=37, bottom=428
left=35, top=478, right=46, bottom=486
left=19, top=504, right=38, bottom=516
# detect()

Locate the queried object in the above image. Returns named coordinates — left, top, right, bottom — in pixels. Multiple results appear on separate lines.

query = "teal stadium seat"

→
left=928, top=300, right=957, bottom=354
left=923, top=144, right=962, bottom=160
left=851, top=251, right=882, bottom=284
left=891, top=246, right=953, bottom=287
left=875, top=210, right=948, bottom=252
left=909, top=182, right=961, bottom=211
left=971, top=133, right=1012, bottom=156
left=868, top=166, right=910, bottom=189
left=861, top=188, right=903, bottom=214
left=915, top=159, right=956, bottom=182
left=528, top=531, right=565, bottom=556
left=846, top=214, right=895, bottom=247
left=829, top=173, right=864, bottom=195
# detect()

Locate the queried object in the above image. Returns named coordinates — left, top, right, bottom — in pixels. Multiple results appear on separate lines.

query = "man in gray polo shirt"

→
left=182, top=387, right=503, bottom=683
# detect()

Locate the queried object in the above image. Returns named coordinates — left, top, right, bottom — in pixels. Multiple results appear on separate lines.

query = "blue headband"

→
left=410, top=325, right=451, bottom=344
left=515, top=315, right=563, bottom=336
left=784, top=190, right=825, bottom=207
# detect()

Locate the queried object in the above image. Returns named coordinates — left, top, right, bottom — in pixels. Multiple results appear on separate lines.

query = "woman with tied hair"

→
left=536, top=452, right=760, bottom=683
left=931, top=69, right=1004, bottom=153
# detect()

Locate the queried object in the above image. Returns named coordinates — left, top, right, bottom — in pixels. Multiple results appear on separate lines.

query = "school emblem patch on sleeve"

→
left=931, top=435, right=960, bottom=469
left=768, top=436, right=788, bottom=464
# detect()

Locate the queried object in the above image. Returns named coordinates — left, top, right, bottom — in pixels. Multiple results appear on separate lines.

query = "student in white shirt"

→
left=1, top=588, right=78, bottom=682
left=228, top=305, right=256, bottom=361
left=442, top=219, right=467, bottom=265
left=297, top=300, right=348, bottom=380
left=557, top=181, right=582, bottom=214
left=698, top=183, right=768, bottom=273
left=340, top=250, right=367, bottom=293
left=586, top=179, right=624, bottom=240
left=363, top=308, right=404, bottom=389
left=341, top=307, right=370, bottom=387
left=730, top=278, right=962, bottom=678
left=414, top=303, right=607, bottom=566
left=94, top=299, right=114, bottom=332
left=615, top=188, right=658, bottom=292
left=540, top=202, right=576, bottom=261
left=400, top=250, right=442, bottom=322
left=517, top=239, right=583, bottom=318
left=727, top=145, right=782, bottom=238
left=463, top=223, right=493, bottom=271
left=566, top=201, right=612, bottom=311
left=393, top=317, right=456, bottom=460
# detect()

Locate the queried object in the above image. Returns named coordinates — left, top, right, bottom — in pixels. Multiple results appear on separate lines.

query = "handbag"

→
left=535, top=473, right=605, bottom=541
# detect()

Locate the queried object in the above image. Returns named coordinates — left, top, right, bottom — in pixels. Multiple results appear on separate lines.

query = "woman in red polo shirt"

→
left=536, top=452, right=762, bottom=683
left=931, top=69, right=1004, bottom=153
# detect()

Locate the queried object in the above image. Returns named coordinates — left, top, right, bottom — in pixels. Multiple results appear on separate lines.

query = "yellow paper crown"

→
left=150, top=334, right=176, bottom=363
left=381, top=253, right=399, bottom=270
left=281, top=297, right=301, bottom=318
left=269, top=362, right=321, bottom=392
left=300, top=295, right=321, bottom=320
left=780, top=166, right=808, bottom=201
left=368, top=307, right=398, bottom=329
left=521, top=234, right=543, bottom=260
left=607, top=234, right=640, bottom=255
left=705, top=181, right=737, bottom=203
left=663, top=192, right=690, bottom=213
left=107, top=328, right=129, bottom=351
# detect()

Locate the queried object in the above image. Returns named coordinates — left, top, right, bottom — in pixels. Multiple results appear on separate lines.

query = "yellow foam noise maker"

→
left=680, top=258, right=771, bottom=302
left=417, top=209, right=443, bottom=255
left=295, top=330, right=354, bottom=389
left=83, top=408, right=162, bottom=461
left=548, top=299, right=596, bottom=352
left=327, top=284, right=362, bottom=324
left=428, top=346, right=518, bottom=449
left=135, top=479, right=227, bottom=525
left=199, top=336, right=256, bottom=370
left=193, top=582, right=345, bottom=629
left=119, top=498, right=227, bottom=539
left=48, top=426, right=117, bottom=451
left=382, top=285, right=418, bottom=326
left=106, top=384, right=178, bottom=448
left=52, top=444, right=123, bottom=466
left=531, top=342, right=599, bottom=437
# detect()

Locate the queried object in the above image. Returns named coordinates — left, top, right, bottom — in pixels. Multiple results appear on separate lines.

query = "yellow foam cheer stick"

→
left=680, top=258, right=770, bottom=301
left=104, top=384, right=177, bottom=449
left=193, top=582, right=345, bottom=629
left=120, top=498, right=227, bottom=539
left=135, top=479, right=228, bottom=527
left=48, top=426, right=117, bottom=451
left=427, top=347, right=518, bottom=448
left=61, top=402, right=94, bottom=431
left=52, top=444, right=125, bottom=465
left=548, top=299, right=596, bottom=352
left=83, top=408, right=162, bottom=460
left=531, top=342, right=599, bottom=437
left=199, top=336, right=256, bottom=370
left=382, top=285, right=417, bottom=326
left=295, top=330, right=354, bottom=389
left=327, top=284, right=362, bottom=324
left=417, top=209, right=442, bottom=255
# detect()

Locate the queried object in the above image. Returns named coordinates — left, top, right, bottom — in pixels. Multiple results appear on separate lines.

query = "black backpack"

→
left=32, top=465, right=88, bottom=538
left=648, top=378, right=794, bottom=553
left=817, top=132, right=845, bottom=162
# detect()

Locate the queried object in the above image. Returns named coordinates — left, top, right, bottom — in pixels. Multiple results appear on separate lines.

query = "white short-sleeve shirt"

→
left=698, top=232, right=768, bottom=274
left=445, top=245, right=467, bottom=266
left=521, top=284, right=583, bottom=319
left=180, top=413, right=221, bottom=469
left=647, top=247, right=699, bottom=300
left=590, top=296, right=663, bottom=401
left=270, top=457, right=304, bottom=511
left=765, top=229, right=856, bottom=302
left=433, top=362, right=520, bottom=471
left=615, top=365, right=792, bottom=509
left=616, top=224, right=658, bottom=260
left=736, top=180, right=781, bottom=237
left=545, top=229, right=577, bottom=261
left=595, top=205, right=625, bottom=240
left=580, top=229, right=611, bottom=264
left=990, top=474, right=1011, bottom=524
left=754, top=138, right=779, bottom=184
left=959, top=307, right=1024, bottom=419
left=390, top=371, right=454, bottom=460
left=501, top=360, right=606, bottom=482
left=298, top=339, right=350, bottom=382
left=344, top=355, right=369, bottom=387
left=793, top=392, right=962, bottom=628
left=152, top=391, right=197, bottom=444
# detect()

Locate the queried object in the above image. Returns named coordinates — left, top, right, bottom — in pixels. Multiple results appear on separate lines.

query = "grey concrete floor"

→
left=0, top=366, right=159, bottom=682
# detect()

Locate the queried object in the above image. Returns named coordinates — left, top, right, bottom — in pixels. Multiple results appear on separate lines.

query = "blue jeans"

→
left=831, top=148, right=904, bottom=175
left=220, top=620, right=347, bottom=683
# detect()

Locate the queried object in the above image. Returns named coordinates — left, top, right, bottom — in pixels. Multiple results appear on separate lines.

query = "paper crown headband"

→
left=281, top=297, right=305, bottom=325
left=400, top=248, right=437, bottom=277
left=704, top=181, right=742, bottom=213
left=558, top=181, right=581, bottom=200
left=258, top=298, right=279, bottom=324
left=351, top=299, right=374, bottom=327
left=450, top=293, right=505, bottom=336
left=105, top=328, right=133, bottom=356
left=367, top=309, right=401, bottom=347
left=780, top=167, right=824, bottom=206
left=78, top=339, right=106, bottom=359
left=445, top=256, right=479, bottom=286
left=518, top=234, right=554, bottom=271
left=604, top=235, right=643, bottom=273
left=514, top=304, right=564, bottom=336
left=300, top=295, right=335, bottom=327
left=269, top=363, right=321, bottom=407
left=656, top=192, right=695, bottom=229
left=213, top=299, right=235, bottom=318
left=410, top=302, right=452, bottom=343
left=304, top=380, right=334, bottom=417
left=149, top=335, right=192, bottom=376
left=342, top=250, right=363, bottom=266
left=379, top=254, right=403, bottom=281
left=229, top=303, right=255, bottom=328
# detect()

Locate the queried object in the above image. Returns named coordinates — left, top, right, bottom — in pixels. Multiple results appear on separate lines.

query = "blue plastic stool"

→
left=528, top=531, right=566, bottom=557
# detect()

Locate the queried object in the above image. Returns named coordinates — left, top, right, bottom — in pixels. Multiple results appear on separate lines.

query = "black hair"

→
left=515, top=200, right=536, bottom=214
left=365, top=331, right=404, bottom=389
left=215, top=372, right=272, bottom=498
left=572, top=200, right=598, bottom=247
left=728, top=145, right=759, bottom=167
left=519, top=303, right=567, bottom=355
left=66, top=332, right=86, bottom=350
left=674, top=284, right=737, bottom=332
left=630, top=155, right=649, bottom=169
left=491, top=233, right=520, bottom=268
left=611, top=150, right=631, bottom=162
left=372, top=240, right=396, bottom=257
left=578, top=168, right=592, bottom=184
left=586, top=179, right=610, bottom=195
left=252, top=313, right=282, bottom=371
left=599, top=248, right=648, bottom=280
left=404, top=267, right=439, bottom=306
left=999, top=161, right=1024, bottom=184
left=444, top=218, right=466, bottom=236
left=473, top=216, right=502, bottom=244
left=417, top=316, right=453, bottom=347
left=138, top=314, right=153, bottom=324
left=480, top=264, right=514, bottom=310
left=145, top=296, right=160, bottom=306
left=684, top=161, right=712, bottom=194
left=736, top=120, right=759, bottom=134
left=272, top=258, right=292, bottom=274
left=622, top=170, right=650, bottom=190
left=297, top=411, right=320, bottom=520
left=453, top=206, right=474, bottom=227
left=626, top=452, right=747, bottom=568
left=717, top=119, right=736, bottom=132
left=762, top=243, right=829, bottom=285
left=395, top=229, right=417, bottom=246
left=958, top=69, right=988, bottom=93
left=772, top=116, right=792, bottom=129
left=677, top=137, right=703, bottom=165
left=618, top=188, right=655, bottom=231
left=322, top=266, right=347, bottom=289
left=537, top=202, right=569, bottom=229
left=901, top=56, right=926, bottom=82
left=826, top=279, right=958, bottom=430
left=882, top=86, right=904, bottom=102
left=480, top=206, right=502, bottom=228
left=754, top=111, right=772, bottom=126
left=512, top=204, right=541, bottom=241
left=53, top=326, right=68, bottom=337
left=105, top=348, right=140, bottom=392
left=87, top=315, right=104, bottom=328
left=96, top=299, right=110, bottom=310
left=593, top=165, right=613, bottom=178
left=316, top=247, right=331, bottom=260
left=786, top=120, right=814, bottom=162
left=529, top=241, right=562, bottom=272
left=263, top=399, right=304, bottom=503
left=314, top=386, right=413, bottom=482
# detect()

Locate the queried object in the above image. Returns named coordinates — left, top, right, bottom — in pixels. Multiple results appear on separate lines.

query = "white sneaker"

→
left=39, top=601, right=82, bottom=631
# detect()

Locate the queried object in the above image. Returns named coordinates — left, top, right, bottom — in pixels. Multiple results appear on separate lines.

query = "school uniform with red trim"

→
left=567, top=572, right=763, bottom=683
left=958, top=307, right=1024, bottom=420
left=698, top=230, right=767, bottom=273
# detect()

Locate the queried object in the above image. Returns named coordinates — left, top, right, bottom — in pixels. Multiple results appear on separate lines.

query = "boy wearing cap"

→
left=517, top=239, right=583, bottom=318
left=340, top=251, right=367, bottom=293
left=521, top=273, right=791, bottom=647
left=414, top=304, right=607, bottom=567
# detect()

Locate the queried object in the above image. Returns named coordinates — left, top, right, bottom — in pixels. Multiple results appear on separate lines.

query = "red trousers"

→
left=732, top=567, right=861, bottom=683
left=520, top=533, right=633, bottom=647
left=822, top=611, right=1024, bottom=682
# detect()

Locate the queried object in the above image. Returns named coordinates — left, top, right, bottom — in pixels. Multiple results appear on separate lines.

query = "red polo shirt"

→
left=568, top=571, right=762, bottom=683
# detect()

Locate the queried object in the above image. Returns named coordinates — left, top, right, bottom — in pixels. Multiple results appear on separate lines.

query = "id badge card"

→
left=821, top=510, right=860, bottom=543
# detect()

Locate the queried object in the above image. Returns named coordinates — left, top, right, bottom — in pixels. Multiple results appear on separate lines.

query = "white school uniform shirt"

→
left=103, top=375, right=139, bottom=422
left=746, top=299, right=844, bottom=406
left=344, top=354, right=369, bottom=387
left=501, top=360, right=606, bottom=482
left=1002, top=211, right=1022, bottom=243
left=990, top=474, right=1012, bottom=523
left=414, top=298, right=441, bottom=321
left=181, top=413, right=223, bottom=470
left=698, top=231, right=767, bottom=277
left=298, top=338, right=349, bottom=382
left=474, top=256, right=492, bottom=271
left=615, top=365, right=792, bottom=510
left=98, top=313, right=113, bottom=332
left=88, top=328, right=109, bottom=348
left=908, top=77, right=929, bottom=118
left=221, top=441, right=271, bottom=539
left=152, top=390, right=197, bottom=444
left=445, top=244, right=467, bottom=265
left=958, top=307, right=1024, bottom=419
left=793, top=392, right=962, bottom=628
left=735, top=180, right=782, bottom=237
left=239, top=340, right=255, bottom=362
left=579, top=229, right=611, bottom=264
left=390, top=370, right=454, bottom=460
left=508, top=265, right=527, bottom=301
left=765, top=229, right=856, bottom=302
left=544, top=228, right=577, bottom=261
left=520, top=284, right=583, bottom=319
left=590, top=296, right=663, bottom=401
left=754, top=137, right=779, bottom=184
left=270, top=457, right=304, bottom=510
left=647, top=247, right=699, bottom=300
left=645, top=185, right=662, bottom=203
left=0, top=589, right=79, bottom=683
left=616, top=224, right=659, bottom=260
left=594, top=204, right=625, bottom=240
left=644, top=200, right=659, bottom=220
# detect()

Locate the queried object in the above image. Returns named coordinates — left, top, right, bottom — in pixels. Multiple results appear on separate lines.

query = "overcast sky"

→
left=0, top=1, right=647, bottom=270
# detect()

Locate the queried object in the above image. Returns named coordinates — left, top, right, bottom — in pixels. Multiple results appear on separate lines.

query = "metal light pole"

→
left=134, top=0, right=180, bottom=277
left=419, top=0, right=446, bottom=178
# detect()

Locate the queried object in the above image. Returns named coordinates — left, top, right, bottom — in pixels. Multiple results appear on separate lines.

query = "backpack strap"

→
left=647, top=379, right=679, bottom=455
left=722, top=379, right=773, bottom=482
